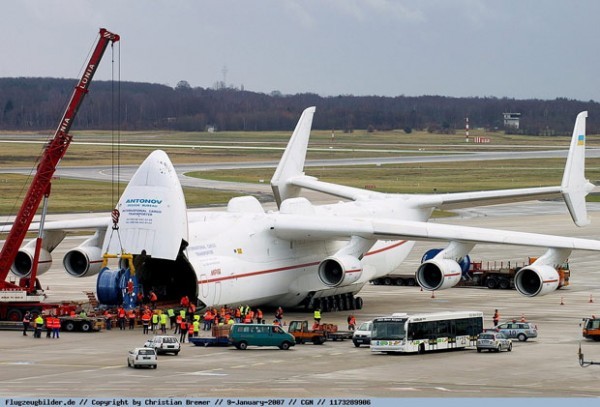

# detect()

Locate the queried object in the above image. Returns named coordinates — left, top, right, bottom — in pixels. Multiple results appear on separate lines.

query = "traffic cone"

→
left=560, top=296, right=565, bottom=305
left=590, top=294, right=594, bottom=303
left=431, top=291, right=436, bottom=299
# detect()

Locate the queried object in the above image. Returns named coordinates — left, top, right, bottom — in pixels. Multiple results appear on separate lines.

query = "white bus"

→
left=370, top=311, right=484, bottom=354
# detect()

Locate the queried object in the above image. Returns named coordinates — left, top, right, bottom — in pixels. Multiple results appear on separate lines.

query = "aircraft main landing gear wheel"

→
left=354, top=297, right=363, bottom=309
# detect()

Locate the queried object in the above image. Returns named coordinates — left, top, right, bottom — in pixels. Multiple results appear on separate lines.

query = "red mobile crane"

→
left=0, top=29, right=120, bottom=317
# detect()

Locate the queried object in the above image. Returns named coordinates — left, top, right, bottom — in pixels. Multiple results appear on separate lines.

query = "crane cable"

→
left=108, top=39, right=125, bottom=253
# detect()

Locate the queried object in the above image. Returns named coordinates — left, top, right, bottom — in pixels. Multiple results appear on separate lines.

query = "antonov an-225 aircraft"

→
left=11, top=108, right=600, bottom=311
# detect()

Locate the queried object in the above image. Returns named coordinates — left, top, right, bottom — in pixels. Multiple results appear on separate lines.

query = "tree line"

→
left=0, top=77, right=598, bottom=136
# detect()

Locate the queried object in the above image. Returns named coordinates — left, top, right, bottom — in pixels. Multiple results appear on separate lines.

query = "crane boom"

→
left=0, top=28, right=120, bottom=288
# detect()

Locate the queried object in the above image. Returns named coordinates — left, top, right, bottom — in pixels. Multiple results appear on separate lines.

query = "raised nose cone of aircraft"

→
left=103, top=150, right=189, bottom=261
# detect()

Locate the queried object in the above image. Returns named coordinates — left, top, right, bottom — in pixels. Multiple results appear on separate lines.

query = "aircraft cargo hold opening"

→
left=96, top=241, right=198, bottom=307
left=137, top=253, right=198, bottom=305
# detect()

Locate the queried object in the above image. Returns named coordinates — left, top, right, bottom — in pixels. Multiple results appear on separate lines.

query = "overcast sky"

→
left=2, top=1, right=599, bottom=101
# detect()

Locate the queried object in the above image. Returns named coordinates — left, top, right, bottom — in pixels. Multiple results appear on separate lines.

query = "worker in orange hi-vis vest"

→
left=347, top=315, right=356, bottom=331
left=141, top=312, right=151, bottom=335
left=188, top=322, right=195, bottom=341
left=149, top=291, right=158, bottom=309
left=51, top=316, right=61, bottom=339
left=174, top=314, right=182, bottom=334
left=179, top=319, right=188, bottom=343
left=127, top=309, right=137, bottom=330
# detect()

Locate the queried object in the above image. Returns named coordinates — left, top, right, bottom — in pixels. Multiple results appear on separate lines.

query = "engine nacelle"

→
left=514, top=265, right=560, bottom=297
left=318, top=255, right=363, bottom=287
left=416, top=258, right=462, bottom=291
left=11, top=244, right=52, bottom=278
left=63, top=245, right=104, bottom=278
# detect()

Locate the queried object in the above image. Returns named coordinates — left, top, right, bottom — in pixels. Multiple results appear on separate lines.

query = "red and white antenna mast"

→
left=465, top=116, right=470, bottom=143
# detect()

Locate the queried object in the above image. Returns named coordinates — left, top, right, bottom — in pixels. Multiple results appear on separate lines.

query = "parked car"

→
left=127, top=347, right=157, bottom=368
left=494, top=321, right=538, bottom=342
left=477, top=332, right=512, bottom=353
left=230, top=323, right=295, bottom=350
left=352, top=320, right=372, bottom=348
left=144, top=335, right=181, bottom=355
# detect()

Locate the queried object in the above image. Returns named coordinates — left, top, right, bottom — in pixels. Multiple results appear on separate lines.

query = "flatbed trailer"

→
left=306, top=322, right=353, bottom=341
left=326, top=330, right=354, bottom=341
left=59, top=316, right=104, bottom=332
left=190, top=324, right=232, bottom=347
left=372, top=257, right=570, bottom=291
left=189, top=336, right=231, bottom=347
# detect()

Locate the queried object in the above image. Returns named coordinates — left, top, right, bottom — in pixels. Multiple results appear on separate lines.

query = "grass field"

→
left=1, top=129, right=599, bottom=215
left=2, top=128, right=597, bottom=168
left=189, top=158, right=600, bottom=194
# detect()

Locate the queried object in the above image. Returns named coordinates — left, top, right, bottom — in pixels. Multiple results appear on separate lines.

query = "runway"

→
left=3, top=147, right=600, bottom=195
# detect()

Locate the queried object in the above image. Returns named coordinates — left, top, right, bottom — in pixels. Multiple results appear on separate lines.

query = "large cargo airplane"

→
left=8, top=108, right=600, bottom=311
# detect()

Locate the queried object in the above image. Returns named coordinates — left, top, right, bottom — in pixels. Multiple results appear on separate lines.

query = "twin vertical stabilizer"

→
left=271, top=106, right=316, bottom=207
left=561, top=111, right=594, bottom=226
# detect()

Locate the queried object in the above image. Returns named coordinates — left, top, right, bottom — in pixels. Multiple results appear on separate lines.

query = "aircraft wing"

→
left=271, top=214, right=600, bottom=251
left=411, top=186, right=563, bottom=210
left=289, top=175, right=384, bottom=201
left=288, top=176, right=563, bottom=209
left=34, top=217, right=110, bottom=231
left=0, top=216, right=110, bottom=234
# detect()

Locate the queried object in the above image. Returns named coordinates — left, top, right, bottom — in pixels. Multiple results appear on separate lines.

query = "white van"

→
left=352, top=320, right=373, bottom=347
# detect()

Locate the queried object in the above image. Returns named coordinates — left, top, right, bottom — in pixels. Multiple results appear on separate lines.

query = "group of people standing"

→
left=21, top=311, right=61, bottom=339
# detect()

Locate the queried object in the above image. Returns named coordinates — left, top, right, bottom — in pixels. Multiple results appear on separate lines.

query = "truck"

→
left=0, top=295, right=104, bottom=331
left=371, top=257, right=570, bottom=291
left=287, top=320, right=327, bottom=344
left=0, top=29, right=119, bottom=324
left=582, top=317, right=600, bottom=341
left=288, top=320, right=354, bottom=343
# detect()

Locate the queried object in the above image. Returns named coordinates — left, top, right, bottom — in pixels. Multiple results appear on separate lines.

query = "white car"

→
left=144, top=335, right=181, bottom=355
left=127, top=347, right=157, bottom=368
left=352, top=321, right=372, bottom=348
left=476, top=332, right=512, bottom=353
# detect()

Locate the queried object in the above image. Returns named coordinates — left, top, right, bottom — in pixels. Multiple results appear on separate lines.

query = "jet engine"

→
left=11, top=242, right=52, bottom=278
left=318, top=255, right=363, bottom=287
left=63, top=244, right=104, bottom=277
left=514, top=265, right=560, bottom=297
left=416, top=258, right=462, bottom=291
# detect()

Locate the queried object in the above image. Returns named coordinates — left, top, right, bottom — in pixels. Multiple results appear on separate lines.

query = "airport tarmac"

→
left=2, top=203, right=600, bottom=398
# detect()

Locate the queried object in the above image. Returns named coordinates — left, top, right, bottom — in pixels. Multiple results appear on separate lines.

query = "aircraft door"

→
left=214, top=282, right=222, bottom=305
left=199, top=274, right=209, bottom=298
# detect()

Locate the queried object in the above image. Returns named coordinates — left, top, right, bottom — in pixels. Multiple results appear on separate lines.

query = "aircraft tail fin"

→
left=271, top=106, right=316, bottom=207
left=561, top=111, right=595, bottom=226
